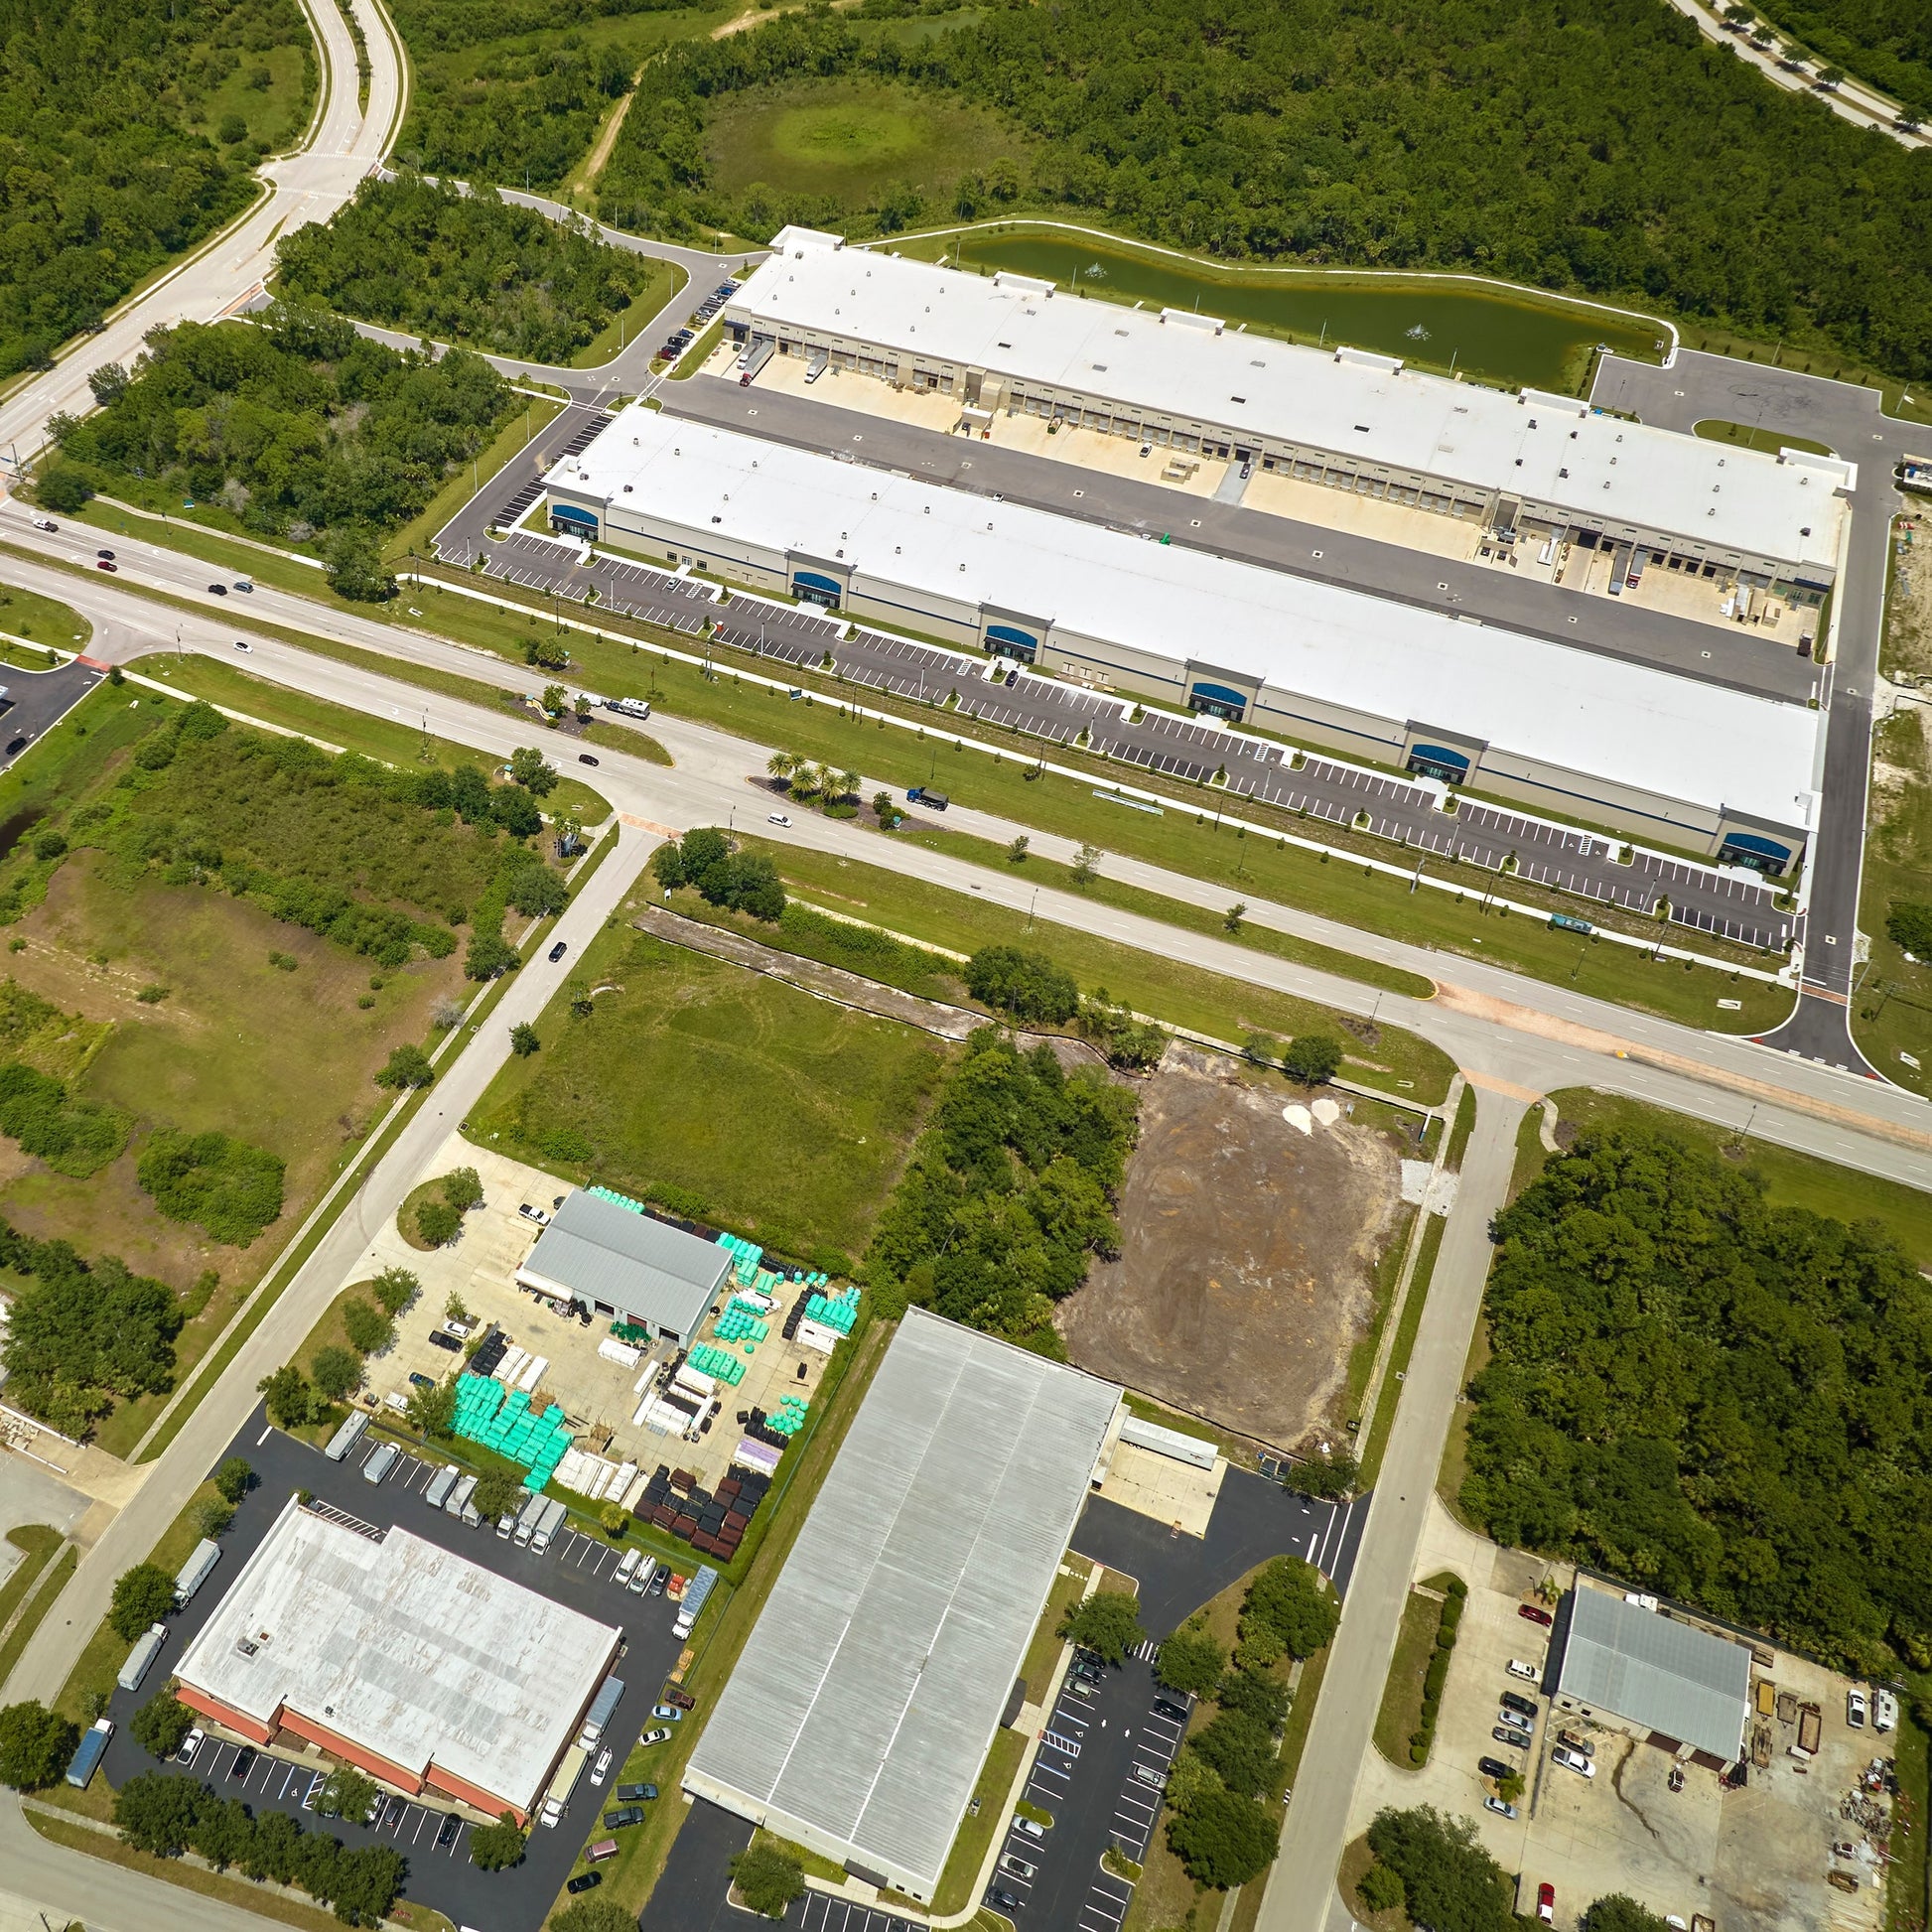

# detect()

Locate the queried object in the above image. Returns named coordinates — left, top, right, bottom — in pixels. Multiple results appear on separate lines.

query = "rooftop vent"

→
left=1231, top=396, right=1246, bottom=404
left=1353, top=424, right=1371, bottom=434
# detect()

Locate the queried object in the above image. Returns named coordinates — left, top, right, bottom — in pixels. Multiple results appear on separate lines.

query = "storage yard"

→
left=1057, top=1045, right=1406, bottom=1449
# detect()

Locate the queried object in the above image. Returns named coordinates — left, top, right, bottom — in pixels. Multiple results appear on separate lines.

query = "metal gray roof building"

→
left=683, top=1308, right=1123, bottom=1900
left=515, top=1190, right=729, bottom=1342
left=1552, top=1587, right=1750, bottom=1762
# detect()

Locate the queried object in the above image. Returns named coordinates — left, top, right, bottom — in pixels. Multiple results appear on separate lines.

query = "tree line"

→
left=277, top=172, right=660, bottom=364
left=1746, top=0, right=1932, bottom=115
left=0, top=0, right=313, bottom=378
left=596, top=0, right=1932, bottom=383
left=42, top=303, right=508, bottom=590
left=863, top=1026, right=1138, bottom=1353
left=1461, top=1124, right=1932, bottom=1672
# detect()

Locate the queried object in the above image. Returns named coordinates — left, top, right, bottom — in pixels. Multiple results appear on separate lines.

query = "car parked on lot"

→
left=1497, top=1710, right=1535, bottom=1732
left=1537, top=1881, right=1556, bottom=1924
left=616, top=1783, right=658, bottom=1802
left=1477, top=1756, right=1513, bottom=1780
left=1552, top=1745, right=1596, bottom=1778
left=436, top=1813, right=461, bottom=1848
left=428, top=1329, right=462, bottom=1352
left=591, top=1749, right=612, bottom=1784
left=641, top=1727, right=672, bottom=1745
left=1506, top=1658, right=1539, bottom=1681
left=567, top=1872, right=602, bottom=1893
left=1501, top=1691, right=1537, bottom=1719
left=1876, top=1689, right=1899, bottom=1733
left=176, top=1728, right=205, bottom=1764
left=1493, top=1725, right=1532, bottom=1747
left=1013, top=1816, right=1045, bottom=1840
left=518, top=1202, right=549, bottom=1224
left=1153, top=1699, right=1189, bottom=1723
left=999, top=1854, right=1037, bottom=1879
left=650, top=1704, right=682, bottom=1723
left=663, top=1689, right=696, bottom=1711
left=1849, top=1689, right=1867, bottom=1728
left=604, top=1806, right=646, bottom=1829
left=1519, top=1602, right=1554, bottom=1626
left=230, top=1746, right=256, bottom=1780
left=1131, top=1763, right=1168, bottom=1792
left=379, top=1796, right=405, bottom=1828
left=1556, top=1728, right=1593, bottom=1756
left=987, top=1889, right=1021, bottom=1913
left=1483, top=1795, right=1518, bottom=1819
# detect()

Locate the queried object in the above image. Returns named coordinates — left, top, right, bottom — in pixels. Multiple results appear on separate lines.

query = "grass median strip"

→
left=0, top=1544, right=75, bottom=1690
left=1359, top=1212, right=1448, bottom=1489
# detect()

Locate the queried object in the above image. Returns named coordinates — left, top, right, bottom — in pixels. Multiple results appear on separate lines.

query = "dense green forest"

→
left=0, top=0, right=315, bottom=378
left=388, top=0, right=711, bottom=192
left=1462, top=1127, right=1932, bottom=1671
left=47, top=305, right=507, bottom=551
left=1749, top=0, right=1932, bottom=116
left=599, top=0, right=1932, bottom=381
left=864, top=1028, right=1138, bottom=1354
left=277, top=173, right=658, bottom=361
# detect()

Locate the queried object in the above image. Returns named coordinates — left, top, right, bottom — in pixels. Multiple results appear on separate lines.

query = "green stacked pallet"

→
left=689, top=1343, right=746, bottom=1386
left=804, top=1287, right=861, bottom=1336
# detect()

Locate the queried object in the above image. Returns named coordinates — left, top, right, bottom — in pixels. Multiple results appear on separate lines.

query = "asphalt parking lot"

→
left=92, top=1409, right=693, bottom=1932
left=0, top=656, right=103, bottom=773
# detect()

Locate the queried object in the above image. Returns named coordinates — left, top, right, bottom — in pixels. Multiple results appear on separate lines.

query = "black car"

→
left=230, top=1746, right=256, bottom=1779
left=567, top=1872, right=603, bottom=1894
left=1478, top=1756, right=1514, bottom=1780
left=988, top=1889, right=1022, bottom=1912
left=379, top=1796, right=406, bottom=1829
left=603, top=1806, right=645, bottom=1829
left=578, top=752, right=599, bottom=765
left=648, top=1567, right=667, bottom=1594
left=1493, top=1725, right=1532, bottom=1747
left=96, top=548, right=114, bottom=560
left=1153, top=1698, right=1188, bottom=1723
left=615, top=1782, right=658, bottom=1802
left=1500, top=1690, right=1538, bottom=1719
left=428, top=1329, right=462, bottom=1352
left=436, top=1813, right=461, bottom=1848
left=207, top=582, right=227, bottom=595
left=548, top=939, right=568, bottom=962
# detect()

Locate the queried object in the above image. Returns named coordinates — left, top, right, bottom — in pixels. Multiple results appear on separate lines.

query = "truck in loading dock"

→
left=540, top=1744, right=590, bottom=1827
left=578, top=1677, right=625, bottom=1749
left=738, top=339, right=774, bottom=386
left=174, top=1537, right=220, bottom=1606
left=424, top=1466, right=458, bottom=1511
left=118, top=1622, right=169, bottom=1692
left=445, top=1472, right=478, bottom=1521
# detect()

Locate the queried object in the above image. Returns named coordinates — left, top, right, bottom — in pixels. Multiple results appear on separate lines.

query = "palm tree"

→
left=836, top=768, right=861, bottom=803
left=766, top=751, right=797, bottom=789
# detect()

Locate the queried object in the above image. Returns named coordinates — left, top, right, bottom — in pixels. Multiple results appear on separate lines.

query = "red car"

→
left=662, top=1688, right=696, bottom=1711
left=1537, top=1881, right=1555, bottom=1924
left=1519, top=1602, right=1555, bottom=1626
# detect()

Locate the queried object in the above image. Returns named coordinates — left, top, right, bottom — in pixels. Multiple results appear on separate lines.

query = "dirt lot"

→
left=1056, top=1045, right=1403, bottom=1449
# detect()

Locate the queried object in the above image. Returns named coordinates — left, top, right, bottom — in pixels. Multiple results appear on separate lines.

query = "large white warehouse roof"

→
left=557, top=405, right=1821, bottom=835
left=733, top=229, right=1848, bottom=578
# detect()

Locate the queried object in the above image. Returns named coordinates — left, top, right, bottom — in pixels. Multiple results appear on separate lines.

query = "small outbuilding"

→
left=516, top=1189, right=730, bottom=1345
left=1548, top=1586, right=1751, bottom=1765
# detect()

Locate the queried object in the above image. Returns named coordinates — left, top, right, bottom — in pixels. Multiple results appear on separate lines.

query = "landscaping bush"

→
left=1059, top=1590, right=1145, bottom=1665
left=342, top=1300, right=393, bottom=1355
left=1280, top=1033, right=1344, bottom=1085
left=131, top=1692, right=195, bottom=1761
left=375, top=1044, right=435, bottom=1091
left=731, top=1841, right=806, bottom=1918
left=109, top=1562, right=176, bottom=1641
left=137, top=1129, right=285, bottom=1247
left=1886, top=899, right=1932, bottom=957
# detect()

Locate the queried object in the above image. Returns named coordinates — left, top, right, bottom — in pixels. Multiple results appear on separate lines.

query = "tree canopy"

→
left=277, top=172, right=657, bottom=362
left=0, top=1701, right=77, bottom=1790
left=1363, top=1807, right=1514, bottom=1932
left=49, top=304, right=508, bottom=552
left=138, top=1129, right=285, bottom=1247
left=864, top=1028, right=1138, bottom=1352
left=1060, top=1589, right=1145, bottom=1664
left=1463, top=1126, right=1932, bottom=1670
left=651, top=827, right=785, bottom=923
left=964, top=945, right=1078, bottom=1026
left=110, top=1562, right=177, bottom=1641
left=0, top=0, right=313, bottom=378
left=599, top=0, right=1932, bottom=384
left=732, top=1840, right=806, bottom=1917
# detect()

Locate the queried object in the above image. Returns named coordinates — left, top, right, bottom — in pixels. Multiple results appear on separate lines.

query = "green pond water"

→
left=903, top=229, right=1667, bottom=396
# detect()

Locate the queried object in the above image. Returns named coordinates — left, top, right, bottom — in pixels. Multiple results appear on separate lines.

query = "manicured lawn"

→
left=469, top=921, right=952, bottom=1263
left=930, top=1727, right=1029, bottom=1916
left=0, top=580, right=90, bottom=649
left=1531, top=1086, right=1932, bottom=1266
left=0, top=1523, right=63, bottom=1629
left=1021, top=1560, right=1091, bottom=1707
left=730, top=836, right=1458, bottom=1103
left=1358, top=1212, right=1447, bottom=1488
left=1371, top=1587, right=1444, bottom=1767
left=0, top=1545, right=75, bottom=1686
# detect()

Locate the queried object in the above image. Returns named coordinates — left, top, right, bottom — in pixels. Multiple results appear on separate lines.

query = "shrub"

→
left=0, top=1701, right=78, bottom=1789
left=509, top=1021, right=541, bottom=1056
left=1886, top=899, right=1932, bottom=957
left=137, top=1129, right=285, bottom=1246
left=374, top=1043, right=435, bottom=1090
left=214, top=1456, right=254, bottom=1503
left=109, top=1562, right=175, bottom=1641
left=731, top=1841, right=805, bottom=1918
left=258, top=1363, right=315, bottom=1429
left=0, top=1060, right=129, bottom=1176
left=36, top=464, right=92, bottom=513
left=1358, top=1862, right=1406, bottom=1914
left=1058, top=1590, right=1145, bottom=1664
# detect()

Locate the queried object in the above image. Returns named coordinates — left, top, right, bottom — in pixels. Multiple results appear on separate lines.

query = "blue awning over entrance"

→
left=550, top=504, right=599, bottom=533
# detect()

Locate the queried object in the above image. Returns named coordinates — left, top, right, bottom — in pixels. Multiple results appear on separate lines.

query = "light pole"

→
left=1027, top=887, right=1037, bottom=931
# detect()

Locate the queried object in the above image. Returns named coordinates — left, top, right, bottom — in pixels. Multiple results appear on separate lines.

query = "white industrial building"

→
left=544, top=406, right=1821, bottom=865
left=683, top=1309, right=1123, bottom=1902
left=722, top=227, right=1851, bottom=600
left=516, top=1188, right=729, bottom=1345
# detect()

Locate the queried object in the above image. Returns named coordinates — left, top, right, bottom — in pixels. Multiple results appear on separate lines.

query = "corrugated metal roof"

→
left=1555, top=1587, right=1750, bottom=1761
left=174, top=1499, right=619, bottom=1813
left=686, top=1309, right=1122, bottom=1895
left=517, top=1190, right=729, bottom=1336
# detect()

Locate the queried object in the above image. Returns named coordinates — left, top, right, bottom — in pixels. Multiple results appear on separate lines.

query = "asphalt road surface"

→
left=660, top=373, right=1818, bottom=704
left=0, top=655, right=104, bottom=774
left=0, top=0, right=400, bottom=470
left=1592, top=349, right=1907, bottom=1071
